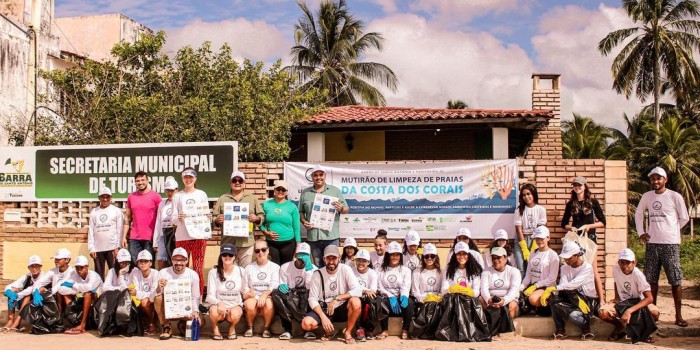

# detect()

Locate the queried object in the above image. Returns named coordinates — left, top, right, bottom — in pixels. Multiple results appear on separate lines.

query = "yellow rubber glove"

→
left=523, top=284, right=537, bottom=297
left=128, top=283, right=141, bottom=307
left=578, top=297, right=590, bottom=314
left=518, top=240, right=531, bottom=261
left=540, top=286, right=557, bottom=306
left=530, top=240, right=538, bottom=252
left=422, top=293, right=442, bottom=302
left=447, top=284, right=475, bottom=297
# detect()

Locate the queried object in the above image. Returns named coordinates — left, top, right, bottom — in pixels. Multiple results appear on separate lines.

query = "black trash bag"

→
left=126, top=303, right=143, bottom=337
left=550, top=290, right=594, bottom=326
left=271, top=289, right=293, bottom=322
left=368, top=294, right=390, bottom=321
left=434, top=293, right=491, bottom=342
left=93, top=290, right=134, bottom=336
left=271, top=287, right=309, bottom=323
left=518, top=294, right=532, bottom=315
left=484, top=305, right=515, bottom=336
left=64, top=296, right=90, bottom=328
left=20, top=292, right=65, bottom=334
left=409, top=301, right=443, bottom=339
left=615, top=298, right=657, bottom=344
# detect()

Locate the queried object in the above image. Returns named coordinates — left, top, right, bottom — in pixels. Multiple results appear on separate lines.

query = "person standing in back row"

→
left=89, top=187, right=123, bottom=279
left=298, top=165, right=349, bottom=267
left=635, top=167, right=689, bottom=327
left=122, top=171, right=162, bottom=265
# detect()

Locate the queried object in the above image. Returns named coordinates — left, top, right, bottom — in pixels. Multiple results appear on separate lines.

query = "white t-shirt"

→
left=153, top=198, right=174, bottom=249
left=308, top=264, right=362, bottom=310
left=5, top=272, right=44, bottom=299
left=244, top=260, right=280, bottom=297
left=341, top=257, right=356, bottom=268
left=557, top=262, right=597, bottom=299
left=411, top=268, right=442, bottom=301
left=102, top=267, right=130, bottom=292
left=635, top=189, right=689, bottom=244
left=88, top=205, right=123, bottom=253
left=613, top=265, right=651, bottom=302
left=441, top=268, right=481, bottom=298
left=481, top=265, right=521, bottom=305
left=353, top=267, right=378, bottom=292
left=370, top=251, right=385, bottom=271
left=377, top=265, right=412, bottom=297
left=521, top=248, right=560, bottom=288
left=403, top=252, right=421, bottom=272
left=156, top=267, right=201, bottom=312
left=128, top=268, right=158, bottom=301
left=514, top=204, right=547, bottom=235
left=207, top=266, right=245, bottom=308
left=171, top=189, right=210, bottom=241
left=280, top=261, right=317, bottom=289
left=33, top=266, right=75, bottom=296
left=57, top=270, right=103, bottom=295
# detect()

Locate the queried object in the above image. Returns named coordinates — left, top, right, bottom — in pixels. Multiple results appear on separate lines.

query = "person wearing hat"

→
left=32, top=248, right=74, bottom=312
left=3, top=255, right=44, bottom=332
left=403, top=230, right=422, bottom=272
left=377, top=241, right=414, bottom=340
left=171, top=167, right=210, bottom=295
left=59, top=255, right=104, bottom=334
left=598, top=248, right=659, bottom=343
left=351, top=248, right=378, bottom=341
left=213, top=170, right=265, bottom=268
left=520, top=226, right=559, bottom=313
left=480, top=246, right=521, bottom=339
left=129, top=249, right=159, bottom=335
left=154, top=247, right=201, bottom=340
left=153, top=176, right=179, bottom=269
left=635, top=166, right=689, bottom=328
left=276, top=242, right=318, bottom=340
left=260, top=179, right=298, bottom=266
left=547, top=241, right=598, bottom=341
left=301, top=245, right=361, bottom=344
left=370, top=231, right=388, bottom=271
left=102, top=249, right=134, bottom=292
left=442, top=241, right=483, bottom=297
left=298, top=165, right=349, bottom=267
left=340, top=237, right=358, bottom=267
left=241, top=240, right=280, bottom=338
left=122, top=171, right=162, bottom=268
left=206, top=244, right=245, bottom=340
left=483, top=229, right=516, bottom=269
left=514, top=183, right=547, bottom=278
left=88, top=186, right=123, bottom=279
left=447, top=228, right=485, bottom=267
left=411, top=243, right=442, bottom=303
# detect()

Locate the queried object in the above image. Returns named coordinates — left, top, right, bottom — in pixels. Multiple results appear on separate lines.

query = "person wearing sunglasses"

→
left=242, top=240, right=279, bottom=338
left=207, top=244, right=245, bottom=340
left=411, top=243, right=442, bottom=303
left=261, top=180, right=300, bottom=266
left=214, top=171, right=265, bottom=268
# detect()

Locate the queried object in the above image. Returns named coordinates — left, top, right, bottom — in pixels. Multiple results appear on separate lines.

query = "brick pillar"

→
left=603, top=160, right=628, bottom=300
left=525, top=73, right=562, bottom=159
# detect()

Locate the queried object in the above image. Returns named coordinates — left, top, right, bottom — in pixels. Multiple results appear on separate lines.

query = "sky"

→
left=53, top=0, right=650, bottom=130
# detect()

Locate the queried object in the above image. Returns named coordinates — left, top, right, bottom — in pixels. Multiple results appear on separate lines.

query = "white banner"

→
left=284, top=161, right=519, bottom=239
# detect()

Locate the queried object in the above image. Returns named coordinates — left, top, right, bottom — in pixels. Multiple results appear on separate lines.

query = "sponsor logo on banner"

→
left=1, top=158, right=33, bottom=188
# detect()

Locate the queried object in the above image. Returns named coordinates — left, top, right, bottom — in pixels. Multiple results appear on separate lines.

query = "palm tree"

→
left=446, top=99, right=469, bottom=109
left=597, top=0, right=700, bottom=128
left=562, top=113, right=613, bottom=159
left=286, top=0, right=398, bottom=106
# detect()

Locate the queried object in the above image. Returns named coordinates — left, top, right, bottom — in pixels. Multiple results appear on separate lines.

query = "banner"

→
left=284, top=161, right=518, bottom=239
left=0, top=142, right=237, bottom=201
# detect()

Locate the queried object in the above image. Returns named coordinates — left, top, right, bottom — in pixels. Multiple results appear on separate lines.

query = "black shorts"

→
left=644, top=243, right=682, bottom=285
left=305, top=301, right=350, bottom=324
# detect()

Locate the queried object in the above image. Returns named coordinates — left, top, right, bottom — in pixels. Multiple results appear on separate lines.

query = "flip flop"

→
left=211, top=334, right=224, bottom=340
left=344, top=335, right=356, bottom=344
left=676, top=319, right=689, bottom=327
left=227, top=333, right=237, bottom=340
left=64, top=328, right=85, bottom=335
left=401, top=330, right=409, bottom=340
left=375, top=331, right=389, bottom=340
left=321, top=329, right=338, bottom=341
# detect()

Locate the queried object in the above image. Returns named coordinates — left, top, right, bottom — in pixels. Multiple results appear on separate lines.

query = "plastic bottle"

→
left=191, top=317, right=200, bottom=341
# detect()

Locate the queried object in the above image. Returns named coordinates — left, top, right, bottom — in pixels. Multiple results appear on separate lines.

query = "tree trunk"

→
left=653, top=26, right=661, bottom=130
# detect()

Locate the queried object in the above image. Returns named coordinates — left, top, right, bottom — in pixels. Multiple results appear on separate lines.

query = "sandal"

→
left=321, top=329, right=338, bottom=341
left=304, top=331, right=317, bottom=340
left=159, top=325, right=172, bottom=340
left=676, top=319, right=689, bottom=327
left=244, top=327, right=254, bottom=337
left=401, top=330, right=409, bottom=340
left=581, top=332, right=596, bottom=341
left=375, top=331, right=389, bottom=340
left=644, top=336, right=655, bottom=344
left=6, top=328, right=19, bottom=334
left=262, top=329, right=271, bottom=338
left=211, top=334, right=224, bottom=340
left=550, top=330, right=567, bottom=340
left=64, top=328, right=85, bottom=335
left=145, top=324, right=157, bottom=336
left=344, top=335, right=356, bottom=344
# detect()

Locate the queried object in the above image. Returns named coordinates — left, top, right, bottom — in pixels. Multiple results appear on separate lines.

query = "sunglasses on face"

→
left=231, top=178, right=244, bottom=184
left=221, top=253, right=234, bottom=258
left=424, top=254, right=437, bottom=260
left=255, top=248, right=268, bottom=254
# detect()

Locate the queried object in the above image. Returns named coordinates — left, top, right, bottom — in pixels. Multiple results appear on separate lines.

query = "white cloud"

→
left=410, top=0, right=524, bottom=22
left=371, top=0, right=398, bottom=13
left=164, top=18, right=289, bottom=62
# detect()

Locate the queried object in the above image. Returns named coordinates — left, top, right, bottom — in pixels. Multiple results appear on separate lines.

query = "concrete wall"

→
left=325, top=131, right=385, bottom=161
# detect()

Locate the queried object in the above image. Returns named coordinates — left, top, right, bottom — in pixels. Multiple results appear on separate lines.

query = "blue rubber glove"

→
left=400, top=295, right=408, bottom=308
left=61, top=281, right=75, bottom=288
left=91, top=289, right=97, bottom=294
left=389, top=296, right=400, bottom=314
left=278, top=283, right=290, bottom=294
left=4, top=289, right=18, bottom=301
left=32, top=289, right=43, bottom=307
left=298, top=253, right=314, bottom=271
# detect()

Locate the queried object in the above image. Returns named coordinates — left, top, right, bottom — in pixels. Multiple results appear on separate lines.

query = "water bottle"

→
left=191, top=317, right=200, bottom=341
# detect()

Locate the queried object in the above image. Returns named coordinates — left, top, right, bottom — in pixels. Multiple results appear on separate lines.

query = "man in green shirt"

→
left=298, top=165, right=349, bottom=267
left=213, top=171, right=264, bottom=267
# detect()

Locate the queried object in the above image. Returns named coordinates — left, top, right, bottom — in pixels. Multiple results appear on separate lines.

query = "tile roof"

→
left=298, top=105, right=554, bottom=125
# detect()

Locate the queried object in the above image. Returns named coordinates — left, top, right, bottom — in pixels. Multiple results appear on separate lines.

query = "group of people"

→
left=2, top=165, right=689, bottom=344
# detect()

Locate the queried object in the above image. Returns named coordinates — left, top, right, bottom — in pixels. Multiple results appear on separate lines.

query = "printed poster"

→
left=183, top=199, right=212, bottom=239
left=223, top=202, right=250, bottom=237
left=308, top=193, right=339, bottom=231
left=164, top=279, right=193, bottom=319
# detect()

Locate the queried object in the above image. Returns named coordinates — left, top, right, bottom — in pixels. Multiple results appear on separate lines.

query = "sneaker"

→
left=244, top=327, right=254, bottom=337
left=356, top=328, right=366, bottom=342
left=279, top=331, right=292, bottom=340
left=304, top=331, right=317, bottom=340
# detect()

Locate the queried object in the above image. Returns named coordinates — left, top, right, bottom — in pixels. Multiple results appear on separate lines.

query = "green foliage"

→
left=680, top=238, right=700, bottom=281
left=561, top=113, right=613, bottom=159
left=38, top=31, right=326, bottom=161
left=446, top=100, right=469, bottom=109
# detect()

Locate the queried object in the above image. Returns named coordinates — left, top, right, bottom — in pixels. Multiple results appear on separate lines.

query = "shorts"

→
left=599, top=301, right=659, bottom=317
left=644, top=243, right=682, bottom=285
left=304, top=301, right=350, bottom=324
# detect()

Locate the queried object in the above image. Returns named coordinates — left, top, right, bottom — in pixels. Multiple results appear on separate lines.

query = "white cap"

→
left=387, top=241, right=402, bottom=254
left=116, top=248, right=131, bottom=263
left=164, top=177, right=178, bottom=190
left=457, top=228, right=472, bottom=238
left=343, top=237, right=357, bottom=248
left=423, top=243, right=437, bottom=255
left=493, top=229, right=508, bottom=241
left=560, top=241, right=581, bottom=259
left=230, top=171, right=246, bottom=181
left=356, top=249, right=371, bottom=261
left=27, top=255, right=42, bottom=266
left=182, top=169, right=197, bottom=177
left=648, top=167, right=667, bottom=178
left=310, top=165, right=326, bottom=175
left=74, top=255, right=89, bottom=267
left=296, top=242, right=311, bottom=255
left=405, top=230, right=420, bottom=246
left=453, top=241, right=469, bottom=254
left=490, top=247, right=507, bottom=257
left=98, top=187, right=112, bottom=196
left=172, top=247, right=188, bottom=259
left=618, top=248, right=636, bottom=262
left=52, top=248, right=71, bottom=260
left=137, top=250, right=153, bottom=261
left=533, top=226, right=550, bottom=239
